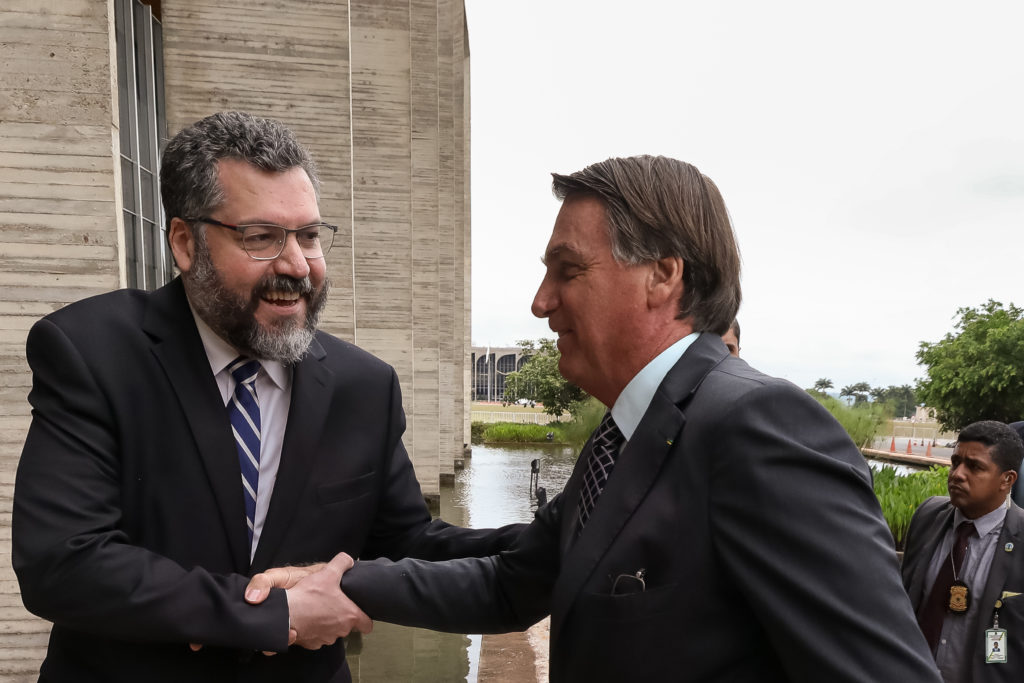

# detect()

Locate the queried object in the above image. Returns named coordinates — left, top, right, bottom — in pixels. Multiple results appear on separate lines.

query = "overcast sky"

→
left=464, top=0, right=1023, bottom=393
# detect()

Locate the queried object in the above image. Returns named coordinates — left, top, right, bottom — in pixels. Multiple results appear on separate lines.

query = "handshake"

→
left=193, top=553, right=371, bottom=654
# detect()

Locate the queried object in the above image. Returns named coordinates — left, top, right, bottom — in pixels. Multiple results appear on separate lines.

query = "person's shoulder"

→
left=914, top=495, right=951, bottom=518
left=312, top=331, right=396, bottom=376
left=699, top=357, right=806, bottom=404
left=37, top=287, right=152, bottom=336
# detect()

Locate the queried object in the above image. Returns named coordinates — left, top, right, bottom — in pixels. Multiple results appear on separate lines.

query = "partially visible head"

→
left=722, top=318, right=741, bottom=357
left=948, top=420, right=1024, bottom=518
left=162, top=112, right=329, bottom=365
left=550, top=155, right=741, bottom=335
left=532, top=156, right=741, bottom=404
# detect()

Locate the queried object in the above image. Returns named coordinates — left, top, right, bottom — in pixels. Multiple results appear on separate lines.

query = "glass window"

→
left=115, top=0, right=169, bottom=290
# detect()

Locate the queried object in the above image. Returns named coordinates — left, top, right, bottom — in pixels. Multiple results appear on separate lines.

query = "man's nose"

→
left=531, top=276, right=555, bottom=318
left=273, top=233, right=312, bottom=278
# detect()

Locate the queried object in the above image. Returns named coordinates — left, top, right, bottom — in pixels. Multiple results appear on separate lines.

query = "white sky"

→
left=464, top=0, right=1024, bottom=392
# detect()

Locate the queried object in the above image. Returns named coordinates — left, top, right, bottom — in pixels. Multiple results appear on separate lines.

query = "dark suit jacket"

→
left=13, top=278, right=520, bottom=682
left=902, top=496, right=1024, bottom=682
left=342, top=333, right=942, bottom=682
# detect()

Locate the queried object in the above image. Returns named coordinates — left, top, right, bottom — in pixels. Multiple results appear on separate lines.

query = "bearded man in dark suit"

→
left=249, top=155, right=943, bottom=682
left=13, top=111, right=520, bottom=682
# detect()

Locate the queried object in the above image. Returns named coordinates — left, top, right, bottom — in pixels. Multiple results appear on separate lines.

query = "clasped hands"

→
left=253, top=552, right=372, bottom=650
left=190, top=552, right=371, bottom=654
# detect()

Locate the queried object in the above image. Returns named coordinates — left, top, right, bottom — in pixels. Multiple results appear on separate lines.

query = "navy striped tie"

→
left=577, top=412, right=624, bottom=531
left=227, top=357, right=262, bottom=549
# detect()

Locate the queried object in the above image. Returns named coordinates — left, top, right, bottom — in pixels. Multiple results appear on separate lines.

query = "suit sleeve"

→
left=342, top=492, right=564, bottom=633
left=706, top=382, right=940, bottom=683
left=359, top=368, right=526, bottom=562
left=12, top=318, right=289, bottom=651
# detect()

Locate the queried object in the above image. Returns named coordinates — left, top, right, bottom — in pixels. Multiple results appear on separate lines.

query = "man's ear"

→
left=1003, top=470, right=1018, bottom=490
left=647, top=256, right=684, bottom=309
left=168, top=217, right=195, bottom=273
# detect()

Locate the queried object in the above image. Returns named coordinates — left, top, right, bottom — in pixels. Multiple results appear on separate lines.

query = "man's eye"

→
left=297, top=228, right=321, bottom=245
left=244, top=227, right=279, bottom=245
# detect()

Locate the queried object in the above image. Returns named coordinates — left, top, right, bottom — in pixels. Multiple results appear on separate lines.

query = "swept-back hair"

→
left=160, top=111, right=319, bottom=230
left=551, top=155, right=741, bottom=334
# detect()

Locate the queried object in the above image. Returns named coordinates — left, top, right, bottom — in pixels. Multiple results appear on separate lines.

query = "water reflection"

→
left=349, top=443, right=579, bottom=682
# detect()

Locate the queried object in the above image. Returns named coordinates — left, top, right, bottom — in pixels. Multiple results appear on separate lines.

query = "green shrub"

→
left=554, top=397, right=606, bottom=447
left=873, top=464, right=949, bottom=550
left=813, top=394, right=888, bottom=448
left=481, top=422, right=557, bottom=443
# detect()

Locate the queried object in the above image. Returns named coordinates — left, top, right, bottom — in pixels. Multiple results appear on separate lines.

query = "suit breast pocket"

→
left=579, top=582, right=680, bottom=624
left=316, top=471, right=377, bottom=506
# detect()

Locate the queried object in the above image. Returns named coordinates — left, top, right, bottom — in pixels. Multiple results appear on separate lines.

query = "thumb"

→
left=244, top=571, right=278, bottom=604
left=323, top=551, right=355, bottom=580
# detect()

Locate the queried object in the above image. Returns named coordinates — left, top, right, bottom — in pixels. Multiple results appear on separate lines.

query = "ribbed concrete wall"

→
left=161, top=0, right=470, bottom=499
left=0, top=1, right=122, bottom=676
left=0, top=0, right=471, bottom=676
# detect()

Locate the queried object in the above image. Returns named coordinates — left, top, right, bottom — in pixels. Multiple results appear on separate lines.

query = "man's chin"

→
left=253, top=307, right=309, bottom=335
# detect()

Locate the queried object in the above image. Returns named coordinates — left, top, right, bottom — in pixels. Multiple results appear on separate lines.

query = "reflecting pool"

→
left=348, top=443, right=578, bottom=682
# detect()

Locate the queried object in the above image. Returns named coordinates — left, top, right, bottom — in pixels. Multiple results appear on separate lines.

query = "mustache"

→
left=254, top=275, right=313, bottom=298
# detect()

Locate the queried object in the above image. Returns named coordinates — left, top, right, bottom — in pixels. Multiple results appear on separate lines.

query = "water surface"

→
left=349, top=443, right=578, bottom=681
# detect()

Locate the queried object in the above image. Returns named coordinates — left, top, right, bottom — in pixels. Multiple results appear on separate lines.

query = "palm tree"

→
left=813, top=378, right=834, bottom=393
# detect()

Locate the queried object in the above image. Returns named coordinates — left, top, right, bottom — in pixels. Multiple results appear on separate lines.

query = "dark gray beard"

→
left=183, top=241, right=329, bottom=365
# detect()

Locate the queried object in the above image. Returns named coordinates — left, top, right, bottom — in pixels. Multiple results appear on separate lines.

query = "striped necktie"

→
left=577, top=412, right=624, bottom=531
left=227, top=357, right=262, bottom=549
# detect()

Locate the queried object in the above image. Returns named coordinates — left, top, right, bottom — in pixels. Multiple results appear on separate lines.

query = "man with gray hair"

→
left=13, top=111, right=520, bottom=682
left=249, top=155, right=943, bottom=681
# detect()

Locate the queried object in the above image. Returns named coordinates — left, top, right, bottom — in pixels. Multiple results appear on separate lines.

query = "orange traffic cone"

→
left=890, top=437, right=896, bottom=453
left=926, top=441, right=933, bottom=458
left=906, top=439, right=913, bottom=454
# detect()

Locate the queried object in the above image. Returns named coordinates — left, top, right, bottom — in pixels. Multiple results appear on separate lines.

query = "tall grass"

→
left=873, top=464, right=949, bottom=550
left=473, top=397, right=608, bottom=446
left=481, top=422, right=554, bottom=443
left=555, top=397, right=606, bottom=447
left=813, top=394, right=888, bottom=448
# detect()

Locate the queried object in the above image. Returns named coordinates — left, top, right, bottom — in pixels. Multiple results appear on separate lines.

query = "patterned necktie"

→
left=227, top=357, right=262, bottom=549
left=577, top=412, right=625, bottom=531
left=917, top=520, right=975, bottom=651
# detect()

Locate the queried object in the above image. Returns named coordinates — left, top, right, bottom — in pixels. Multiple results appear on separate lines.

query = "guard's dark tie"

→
left=917, top=520, right=975, bottom=651
left=577, top=412, right=624, bottom=531
left=227, top=357, right=262, bottom=550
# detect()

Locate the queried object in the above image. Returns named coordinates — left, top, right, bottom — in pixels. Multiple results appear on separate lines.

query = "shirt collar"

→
left=189, top=304, right=289, bottom=391
left=611, top=332, right=700, bottom=441
left=954, top=497, right=1010, bottom=537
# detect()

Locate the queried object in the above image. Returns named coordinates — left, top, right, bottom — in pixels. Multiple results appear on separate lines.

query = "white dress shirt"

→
left=611, top=332, right=700, bottom=442
left=191, top=309, right=292, bottom=562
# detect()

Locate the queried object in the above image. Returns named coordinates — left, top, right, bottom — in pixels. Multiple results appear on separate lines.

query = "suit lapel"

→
left=143, top=279, right=250, bottom=571
left=908, top=502, right=955, bottom=606
left=550, top=333, right=723, bottom=646
left=963, top=503, right=1023, bottom=679
left=250, top=335, right=333, bottom=571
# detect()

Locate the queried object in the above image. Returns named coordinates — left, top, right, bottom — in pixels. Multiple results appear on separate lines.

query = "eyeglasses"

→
left=188, top=217, right=338, bottom=260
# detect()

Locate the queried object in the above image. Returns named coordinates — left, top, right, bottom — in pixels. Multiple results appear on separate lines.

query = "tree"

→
left=870, top=384, right=917, bottom=419
left=840, top=382, right=871, bottom=405
left=502, top=338, right=588, bottom=417
left=916, top=300, right=1024, bottom=430
left=813, top=378, right=834, bottom=393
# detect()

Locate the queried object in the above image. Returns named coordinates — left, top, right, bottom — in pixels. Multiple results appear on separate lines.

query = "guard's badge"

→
left=949, top=582, right=970, bottom=613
